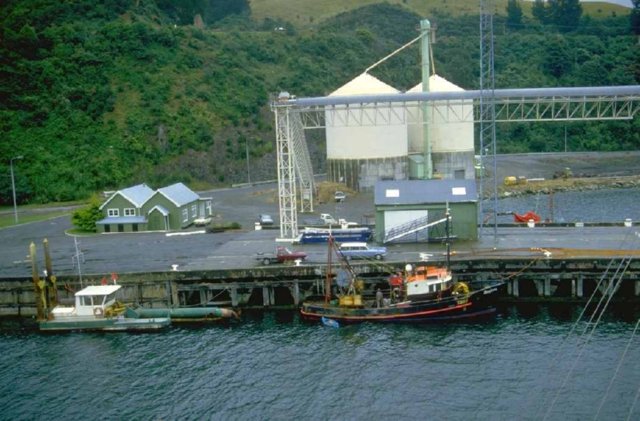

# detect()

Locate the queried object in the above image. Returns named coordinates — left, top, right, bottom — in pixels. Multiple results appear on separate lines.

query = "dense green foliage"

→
left=0, top=1, right=638, bottom=205
left=71, top=197, right=102, bottom=232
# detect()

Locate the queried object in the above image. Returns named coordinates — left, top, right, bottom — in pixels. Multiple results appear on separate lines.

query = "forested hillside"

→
left=1, top=0, right=638, bottom=204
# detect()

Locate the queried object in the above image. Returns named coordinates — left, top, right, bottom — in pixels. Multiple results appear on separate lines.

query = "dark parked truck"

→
left=256, top=246, right=307, bottom=265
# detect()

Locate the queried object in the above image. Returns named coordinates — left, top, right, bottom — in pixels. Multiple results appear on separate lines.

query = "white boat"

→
left=39, top=285, right=171, bottom=332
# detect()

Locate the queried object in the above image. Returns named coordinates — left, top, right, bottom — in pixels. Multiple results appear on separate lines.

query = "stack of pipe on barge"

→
left=295, top=227, right=372, bottom=244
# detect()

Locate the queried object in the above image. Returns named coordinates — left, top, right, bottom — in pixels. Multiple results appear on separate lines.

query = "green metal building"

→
left=374, top=179, right=478, bottom=243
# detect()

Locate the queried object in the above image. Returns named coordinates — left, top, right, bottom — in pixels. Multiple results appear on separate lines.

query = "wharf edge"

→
left=1, top=247, right=640, bottom=319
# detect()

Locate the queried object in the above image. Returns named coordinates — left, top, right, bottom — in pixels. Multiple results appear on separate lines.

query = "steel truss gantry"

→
left=285, top=86, right=640, bottom=128
left=271, top=85, right=640, bottom=240
left=272, top=94, right=315, bottom=240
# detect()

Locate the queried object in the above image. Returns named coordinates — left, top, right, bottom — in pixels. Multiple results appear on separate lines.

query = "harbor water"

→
left=494, top=187, right=640, bottom=224
left=1, top=187, right=639, bottom=420
left=1, top=306, right=639, bottom=420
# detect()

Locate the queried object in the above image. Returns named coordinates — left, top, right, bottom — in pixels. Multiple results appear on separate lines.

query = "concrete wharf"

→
left=1, top=218, right=639, bottom=318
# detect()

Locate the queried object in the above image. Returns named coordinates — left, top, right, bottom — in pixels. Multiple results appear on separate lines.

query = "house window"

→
left=117, top=224, right=124, bottom=232
left=104, top=225, right=111, bottom=233
left=124, top=208, right=135, bottom=216
left=132, top=224, right=138, bottom=232
left=107, top=209, right=119, bottom=217
left=191, top=204, right=197, bottom=218
left=182, top=209, right=188, bottom=222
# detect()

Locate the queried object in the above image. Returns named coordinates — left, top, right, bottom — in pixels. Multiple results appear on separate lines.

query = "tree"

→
left=543, top=36, right=572, bottom=78
left=71, top=198, right=102, bottom=232
left=506, top=0, right=523, bottom=30
left=631, top=0, right=640, bottom=35
left=532, top=0, right=548, bottom=24
left=551, top=0, right=582, bottom=32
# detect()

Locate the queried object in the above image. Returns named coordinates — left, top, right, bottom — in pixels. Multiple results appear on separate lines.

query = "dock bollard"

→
left=527, top=219, right=535, bottom=228
left=255, top=222, right=262, bottom=231
left=624, top=218, right=632, bottom=227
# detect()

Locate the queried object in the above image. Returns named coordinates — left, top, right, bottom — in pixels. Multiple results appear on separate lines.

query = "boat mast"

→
left=325, top=236, right=333, bottom=304
left=445, top=208, right=451, bottom=270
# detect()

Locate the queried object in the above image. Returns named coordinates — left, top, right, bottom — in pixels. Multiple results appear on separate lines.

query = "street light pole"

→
left=10, top=155, right=23, bottom=224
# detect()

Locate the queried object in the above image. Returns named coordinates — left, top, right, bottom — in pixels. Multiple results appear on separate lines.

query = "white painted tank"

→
left=326, top=73, right=407, bottom=160
left=407, top=75, right=474, bottom=154
left=407, top=75, right=475, bottom=179
left=325, top=73, right=408, bottom=190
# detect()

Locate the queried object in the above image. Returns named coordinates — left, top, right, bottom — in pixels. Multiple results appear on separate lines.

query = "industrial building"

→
left=373, top=179, right=478, bottom=243
left=325, top=73, right=475, bottom=191
left=325, top=72, right=408, bottom=191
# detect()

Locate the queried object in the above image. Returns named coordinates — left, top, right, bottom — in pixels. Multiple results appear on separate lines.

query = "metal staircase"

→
left=289, top=111, right=315, bottom=213
left=383, top=216, right=448, bottom=244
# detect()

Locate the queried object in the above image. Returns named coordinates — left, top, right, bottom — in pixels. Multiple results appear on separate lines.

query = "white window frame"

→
left=123, top=208, right=135, bottom=217
left=107, top=209, right=119, bottom=217
left=205, top=200, right=212, bottom=216
left=191, top=204, right=197, bottom=218
left=182, top=208, right=188, bottom=223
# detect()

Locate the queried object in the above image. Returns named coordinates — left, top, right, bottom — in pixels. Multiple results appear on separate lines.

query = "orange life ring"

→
left=93, top=307, right=104, bottom=317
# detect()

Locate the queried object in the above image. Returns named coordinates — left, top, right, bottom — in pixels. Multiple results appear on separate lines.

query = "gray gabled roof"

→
left=148, top=205, right=169, bottom=216
left=99, top=183, right=155, bottom=210
left=374, top=179, right=477, bottom=206
left=156, top=182, right=200, bottom=207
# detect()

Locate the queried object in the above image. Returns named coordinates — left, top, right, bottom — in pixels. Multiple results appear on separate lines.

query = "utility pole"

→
left=245, top=138, right=251, bottom=184
left=10, top=155, right=23, bottom=224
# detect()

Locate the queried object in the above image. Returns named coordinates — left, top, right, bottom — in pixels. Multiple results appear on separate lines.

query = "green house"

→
left=97, top=183, right=212, bottom=233
left=374, top=179, right=478, bottom=243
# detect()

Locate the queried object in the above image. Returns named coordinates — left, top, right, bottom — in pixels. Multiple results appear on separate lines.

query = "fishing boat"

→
left=295, top=226, right=372, bottom=244
left=300, top=213, right=503, bottom=324
left=39, top=285, right=171, bottom=332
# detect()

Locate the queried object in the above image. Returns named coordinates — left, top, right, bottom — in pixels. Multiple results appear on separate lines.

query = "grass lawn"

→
left=0, top=201, right=84, bottom=229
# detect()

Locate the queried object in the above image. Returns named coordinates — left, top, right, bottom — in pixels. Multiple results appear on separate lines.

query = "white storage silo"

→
left=325, top=73, right=408, bottom=191
left=407, top=75, right=475, bottom=180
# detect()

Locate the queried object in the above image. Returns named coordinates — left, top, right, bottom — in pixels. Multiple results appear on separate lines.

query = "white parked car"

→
left=258, top=214, right=274, bottom=225
left=338, top=242, right=387, bottom=260
left=334, top=191, right=346, bottom=202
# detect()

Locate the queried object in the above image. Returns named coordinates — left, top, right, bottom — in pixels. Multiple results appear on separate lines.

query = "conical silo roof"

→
left=408, top=74, right=464, bottom=93
left=330, top=72, right=399, bottom=96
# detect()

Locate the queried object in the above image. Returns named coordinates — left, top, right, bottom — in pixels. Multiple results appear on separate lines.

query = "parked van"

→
left=338, top=242, right=387, bottom=260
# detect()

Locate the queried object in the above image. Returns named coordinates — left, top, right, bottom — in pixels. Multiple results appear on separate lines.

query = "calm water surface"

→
left=495, top=188, right=640, bottom=224
left=1, top=306, right=639, bottom=421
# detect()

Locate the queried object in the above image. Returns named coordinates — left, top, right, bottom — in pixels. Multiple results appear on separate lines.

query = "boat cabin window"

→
left=81, top=296, right=93, bottom=306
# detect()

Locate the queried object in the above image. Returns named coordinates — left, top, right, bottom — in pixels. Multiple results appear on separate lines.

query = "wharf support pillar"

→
left=507, top=279, right=520, bottom=297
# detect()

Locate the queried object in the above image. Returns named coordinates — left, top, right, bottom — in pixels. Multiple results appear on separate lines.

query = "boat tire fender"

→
left=94, top=307, right=104, bottom=317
